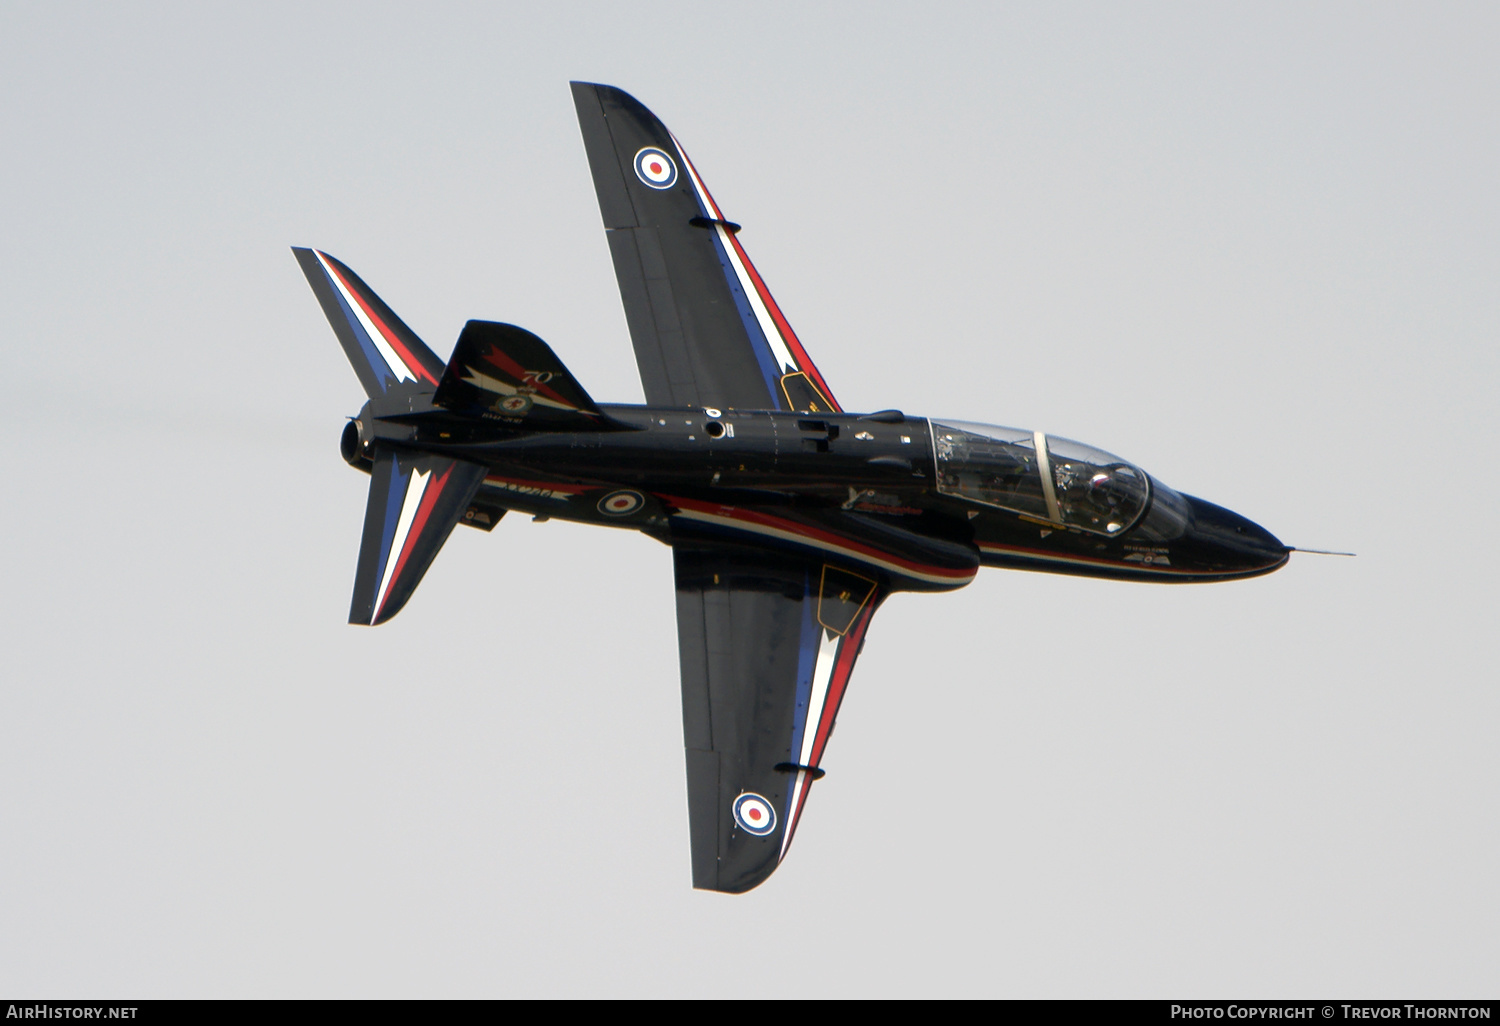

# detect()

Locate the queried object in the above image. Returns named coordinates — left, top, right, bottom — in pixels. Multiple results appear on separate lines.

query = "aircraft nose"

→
left=1183, top=495, right=1289, bottom=577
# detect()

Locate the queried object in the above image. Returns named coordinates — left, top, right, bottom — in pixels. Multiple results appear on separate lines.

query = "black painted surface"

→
left=571, top=82, right=785, bottom=412
left=300, top=82, right=1289, bottom=892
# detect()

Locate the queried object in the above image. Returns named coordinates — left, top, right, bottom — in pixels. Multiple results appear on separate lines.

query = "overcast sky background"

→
left=2, top=2, right=1496, bottom=998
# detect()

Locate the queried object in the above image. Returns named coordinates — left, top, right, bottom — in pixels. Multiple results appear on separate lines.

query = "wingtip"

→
left=571, top=80, right=637, bottom=104
left=291, top=245, right=329, bottom=268
left=707, top=860, right=781, bottom=895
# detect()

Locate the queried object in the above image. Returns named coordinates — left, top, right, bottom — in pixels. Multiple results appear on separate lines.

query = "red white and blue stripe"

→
left=365, top=457, right=462, bottom=624
left=779, top=574, right=878, bottom=860
left=310, top=249, right=439, bottom=393
left=667, top=136, right=842, bottom=413
left=458, top=345, right=590, bottom=414
left=665, top=495, right=975, bottom=590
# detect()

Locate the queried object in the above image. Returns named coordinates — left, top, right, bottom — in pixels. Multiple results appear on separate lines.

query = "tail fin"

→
left=293, top=248, right=446, bottom=397
left=433, top=320, right=617, bottom=430
left=351, top=449, right=487, bottom=625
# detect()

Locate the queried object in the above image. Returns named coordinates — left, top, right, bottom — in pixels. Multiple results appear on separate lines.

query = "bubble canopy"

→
left=930, top=420, right=1151, bottom=535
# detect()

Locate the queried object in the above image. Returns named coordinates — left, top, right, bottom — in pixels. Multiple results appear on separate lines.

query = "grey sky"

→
left=2, top=2, right=1496, bottom=997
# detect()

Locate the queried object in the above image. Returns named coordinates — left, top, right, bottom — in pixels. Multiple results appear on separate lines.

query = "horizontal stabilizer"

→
left=293, top=248, right=445, bottom=398
left=433, top=320, right=618, bottom=429
left=351, top=449, right=487, bottom=625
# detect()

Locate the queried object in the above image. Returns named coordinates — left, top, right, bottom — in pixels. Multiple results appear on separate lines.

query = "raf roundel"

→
left=597, top=489, right=645, bottom=517
left=633, top=147, right=678, bottom=190
left=732, top=792, right=777, bottom=836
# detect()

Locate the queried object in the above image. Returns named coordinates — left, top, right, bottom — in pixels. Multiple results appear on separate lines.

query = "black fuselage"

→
left=349, top=398, right=1289, bottom=593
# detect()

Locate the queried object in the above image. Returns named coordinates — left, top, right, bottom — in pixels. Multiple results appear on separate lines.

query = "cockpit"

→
left=930, top=420, right=1150, bottom=535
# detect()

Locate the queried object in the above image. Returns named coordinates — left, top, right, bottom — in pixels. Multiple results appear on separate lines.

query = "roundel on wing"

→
left=597, top=489, right=645, bottom=517
left=633, top=147, right=678, bottom=189
left=732, top=792, right=777, bottom=836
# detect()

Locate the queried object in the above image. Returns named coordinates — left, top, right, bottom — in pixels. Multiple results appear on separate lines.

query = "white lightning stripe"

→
left=315, top=251, right=415, bottom=384
left=780, top=769, right=808, bottom=861
left=780, top=629, right=841, bottom=861
left=374, top=468, right=431, bottom=618
left=671, top=137, right=799, bottom=374
left=671, top=508, right=972, bottom=587
left=801, top=629, right=841, bottom=769
left=458, top=368, right=574, bottom=410
left=669, top=133, right=724, bottom=219
left=720, top=225, right=798, bottom=372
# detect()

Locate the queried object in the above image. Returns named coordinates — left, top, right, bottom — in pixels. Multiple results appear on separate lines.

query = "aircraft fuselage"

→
left=296, top=78, right=1297, bottom=892
left=347, top=399, right=1289, bottom=593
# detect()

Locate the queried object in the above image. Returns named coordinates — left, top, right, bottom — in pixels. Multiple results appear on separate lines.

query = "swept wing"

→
left=673, top=537, right=886, bottom=892
left=571, top=82, right=840, bottom=414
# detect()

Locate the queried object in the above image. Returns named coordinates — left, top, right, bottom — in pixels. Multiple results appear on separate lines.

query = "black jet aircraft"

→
left=294, top=82, right=1289, bottom=894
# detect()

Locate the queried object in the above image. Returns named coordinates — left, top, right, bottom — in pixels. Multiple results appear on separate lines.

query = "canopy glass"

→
left=930, top=420, right=1150, bottom=535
